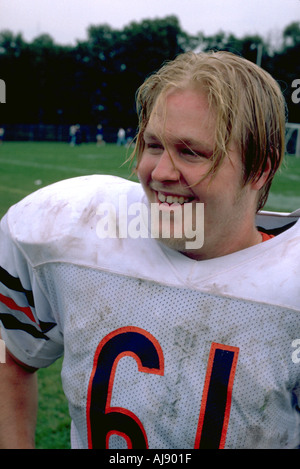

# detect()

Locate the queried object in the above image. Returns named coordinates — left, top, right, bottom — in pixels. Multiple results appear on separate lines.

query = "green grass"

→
left=264, top=155, right=300, bottom=213
left=0, top=142, right=299, bottom=217
left=35, top=357, right=71, bottom=449
left=0, top=142, right=299, bottom=449
left=0, top=141, right=137, bottom=218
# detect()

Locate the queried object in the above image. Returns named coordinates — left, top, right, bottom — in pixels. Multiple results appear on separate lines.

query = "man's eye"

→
left=145, top=143, right=163, bottom=152
left=181, top=148, right=196, bottom=156
left=181, top=148, right=204, bottom=158
left=181, top=148, right=212, bottom=160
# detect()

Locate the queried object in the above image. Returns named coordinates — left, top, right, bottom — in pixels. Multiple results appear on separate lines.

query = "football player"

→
left=0, top=51, right=299, bottom=449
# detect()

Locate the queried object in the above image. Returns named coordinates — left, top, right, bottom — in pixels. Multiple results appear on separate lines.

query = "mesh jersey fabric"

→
left=0, top=174, right=300, bottom=449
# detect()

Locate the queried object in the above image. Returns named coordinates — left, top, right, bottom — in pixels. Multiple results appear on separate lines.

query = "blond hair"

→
left=131, top=51, right=286, bottom=211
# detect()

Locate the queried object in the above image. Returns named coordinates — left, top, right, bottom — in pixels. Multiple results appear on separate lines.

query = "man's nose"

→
left=151, top=150, right=179, bottom=182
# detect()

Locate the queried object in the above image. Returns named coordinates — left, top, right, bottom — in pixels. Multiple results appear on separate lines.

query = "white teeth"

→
left=157, top=192, right=190, bottom=204
left=158, top=193, right=166, bottom=203
left=166, top=195, right=176, bottom=203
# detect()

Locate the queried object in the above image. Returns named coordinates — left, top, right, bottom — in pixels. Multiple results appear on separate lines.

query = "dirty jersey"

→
left=0, top=175, right=300, bottom=449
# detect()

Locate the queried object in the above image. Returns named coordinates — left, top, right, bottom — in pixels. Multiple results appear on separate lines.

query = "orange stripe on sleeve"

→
left=0, top=292, right=36, bottom=323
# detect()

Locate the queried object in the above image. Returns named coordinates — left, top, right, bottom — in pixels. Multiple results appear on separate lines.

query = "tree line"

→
left=0, top=15, right=299, bottom=134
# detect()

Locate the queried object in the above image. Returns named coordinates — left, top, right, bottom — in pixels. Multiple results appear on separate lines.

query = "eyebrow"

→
left=143, top=131, right=161, bottom=141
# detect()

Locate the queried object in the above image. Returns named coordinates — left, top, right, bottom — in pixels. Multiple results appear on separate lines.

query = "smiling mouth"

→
left=156, top=191, right=194, bottom=205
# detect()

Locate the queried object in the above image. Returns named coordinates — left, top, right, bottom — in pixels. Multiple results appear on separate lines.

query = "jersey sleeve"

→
left=0, top=211, right=64, bottom=369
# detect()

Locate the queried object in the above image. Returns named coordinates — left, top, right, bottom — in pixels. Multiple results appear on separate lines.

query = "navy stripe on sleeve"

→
left=0, top=266, right=34, bottom=307
left=0, top=313, right=53, bottom=340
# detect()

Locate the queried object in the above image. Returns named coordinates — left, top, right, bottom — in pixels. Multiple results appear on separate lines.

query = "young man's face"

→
left=137, top=88, right=262, bottom=260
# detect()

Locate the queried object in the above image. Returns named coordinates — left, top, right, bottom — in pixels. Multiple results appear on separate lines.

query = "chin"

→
left=156, top=235, right=195, bottom=254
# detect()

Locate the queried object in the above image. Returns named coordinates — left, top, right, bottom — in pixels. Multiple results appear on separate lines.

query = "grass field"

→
left=0, top=141, right=299, bottom=449
left=0, top=141, right=137, bottom=218
left=0, top=141, right=299, bottom=217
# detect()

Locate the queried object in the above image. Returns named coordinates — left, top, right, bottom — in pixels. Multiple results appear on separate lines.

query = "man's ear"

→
left=251, top=157, right=272, bottom=191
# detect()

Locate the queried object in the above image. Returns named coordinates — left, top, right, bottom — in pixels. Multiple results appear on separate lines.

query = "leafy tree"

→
left=0, top=17, right=299, bottom=131
left=199, top=29, right=268, bottom=65
left=265, top=22, right=300, bottom=123
left=282, top=21, right=300, bottom=48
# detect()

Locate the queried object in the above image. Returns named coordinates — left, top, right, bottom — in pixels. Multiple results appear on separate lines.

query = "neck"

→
left=181, top=227, right=262, bottom=261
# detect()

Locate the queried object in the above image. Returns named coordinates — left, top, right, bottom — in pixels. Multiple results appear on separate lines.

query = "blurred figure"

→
left=75, top=125, right=82, bottom=145
left=69, top=125, right=77, bottom=146
left=0, top=127, right=5, bottom=145
left=96, top=124, right=105, bottom=146
left=69, top=124, right=81, bottom=146
left=125, top=127, right=134, bottom=148
left=117, top=127, right=126, bottom=146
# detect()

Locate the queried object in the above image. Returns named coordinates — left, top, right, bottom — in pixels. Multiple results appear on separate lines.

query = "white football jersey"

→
left=0, top=175, right=300, bottom=449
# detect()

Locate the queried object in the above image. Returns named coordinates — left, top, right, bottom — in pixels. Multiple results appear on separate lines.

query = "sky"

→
left=0, top=0, right=299, bottom=46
